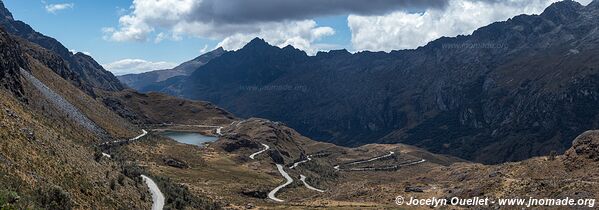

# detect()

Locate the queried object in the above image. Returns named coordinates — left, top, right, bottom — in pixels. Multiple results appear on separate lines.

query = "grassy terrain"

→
left=117, top=135, right=279, bottom=208
left=0, top=88, right=150, bottom=209
left=97, top=89, right=236, bottom=126
left=110, top=119, right=460, bottom=209
left=28, top=58, right=139, bottom=139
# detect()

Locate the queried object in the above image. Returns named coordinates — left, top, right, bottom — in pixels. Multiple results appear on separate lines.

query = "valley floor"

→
left=107, top=119, right=599, bottom=209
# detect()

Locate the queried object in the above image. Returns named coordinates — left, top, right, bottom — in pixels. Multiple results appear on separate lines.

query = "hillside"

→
left=118, top=116, right=599, bottom=209
left=1, top=0, right=599, bottom=209
left=0, top=1, right=123, bottom=95
left=133, top=0, right=599, bottom=163
left=0, top=25, right=152, bottom=209
left=98, top=89, right=236, bottom=126
left=0, top=2, right=230, bottom=208
left=117, top=47, right=226, bottom=91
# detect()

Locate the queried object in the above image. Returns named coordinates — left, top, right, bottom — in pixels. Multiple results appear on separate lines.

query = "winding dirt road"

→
left=100, top=129, right=148, bottom=146
left=289, top=156, right=312, bottom=169
left=299, top=175, right=325, bottom=192
left=347, top=151, right=395, bottom=166
left=249, top=143, right=270, bottom=159
left=141, top=175, right=165, bottom=210
left=268, top=164, right=294, bottom=202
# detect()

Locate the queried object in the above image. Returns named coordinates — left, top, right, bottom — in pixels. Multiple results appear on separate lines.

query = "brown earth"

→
left=113, top=117, right=599, bottom=209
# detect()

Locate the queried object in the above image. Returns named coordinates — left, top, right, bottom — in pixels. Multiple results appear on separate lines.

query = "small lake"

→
left=160, top=131, right=218, bottom=146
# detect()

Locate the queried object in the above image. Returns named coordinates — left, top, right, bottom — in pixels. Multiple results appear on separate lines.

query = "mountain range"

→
left=121, top=0, right=599, bottom=164
left=2, top=0, right=599, bottom=208
left=118, top=47, right=226, bottom=91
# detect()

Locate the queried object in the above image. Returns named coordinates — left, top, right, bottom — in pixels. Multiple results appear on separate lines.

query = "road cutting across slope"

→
left=250, top=143, right=270, bottom=159
left=300, top=175, right=325, bottom=192
left=141, top=175, right=165, bottom=210
left=268, top=164, right=294, bottom=202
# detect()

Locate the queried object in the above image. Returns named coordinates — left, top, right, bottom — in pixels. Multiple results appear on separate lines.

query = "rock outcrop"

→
left=0, top=28, right=26, bottom=98
left=565, top=130, right=599, bottom=169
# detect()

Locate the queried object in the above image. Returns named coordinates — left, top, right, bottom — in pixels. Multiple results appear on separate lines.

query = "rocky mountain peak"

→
left=241, top=37, right=277, bottom=53
left=246, top=37, right=270, bottom=47
left=0, top=2, right=125, bottom=93
left=327, top=49, right=351, bottom=56
left=0, top=1, right=13, bottom=21
left=202, top=47, right=227, bottom=59
left=281, top=44, right=296, bottom=51
left=281, top=45, right=308, bottom=57
left=540, top=0, right=583, bottom=22
left=183, top=47, right=227, bottom=68
left=211, top=46, right=225, bottom=54
left=546, top=0, right=583, bottom=11
left=238, top=37, right=308, bottom=58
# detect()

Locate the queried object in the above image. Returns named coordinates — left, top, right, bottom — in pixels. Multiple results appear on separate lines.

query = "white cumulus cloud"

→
left=69, top=49, right=91, bottom=56
left=214, top=20, right=335, bottom=55
left=45, top=3, right=74, bottom=14
left=102, top=59, right=177, bottom=75
left=348, top=0, right=593, bottom=52
left=198, top=44, right=209, bottom=54
left=105, top=0, right=594, bottom=54
left=102, top=0, right=335, bottom=54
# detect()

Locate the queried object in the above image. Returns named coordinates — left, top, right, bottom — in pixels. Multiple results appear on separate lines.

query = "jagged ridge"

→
left=129, top=0, right=599, bottom=163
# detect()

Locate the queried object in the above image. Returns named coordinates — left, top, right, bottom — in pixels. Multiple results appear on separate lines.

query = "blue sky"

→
left=2, top=0, right=586, bottom=75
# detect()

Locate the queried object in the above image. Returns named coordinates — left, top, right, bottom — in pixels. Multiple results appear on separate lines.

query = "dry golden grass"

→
left=122, top=137, right=279, bottom=205
left=97, top=89, right=236, bottom=126
left=0, top=90, right=150, bottom=209
left=28, top=57, right=139, bottom=139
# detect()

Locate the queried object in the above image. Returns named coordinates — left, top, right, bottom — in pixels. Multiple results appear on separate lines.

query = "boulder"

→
left=241, top=188, right=268, bottom=199
left=404, top=186, right=425, bottom=193
left=564, top=130, right=599, bottom=169
left=163, top=158, right=189, bottom=169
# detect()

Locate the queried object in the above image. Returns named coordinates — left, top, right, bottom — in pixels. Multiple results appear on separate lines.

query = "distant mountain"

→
left=0, top=1, right=123, bottom=95
left=134, top=0, right=599, bottom=163
left=4, top=1, right=599, bottom=208
left=118, top=47, right=226, bottom=91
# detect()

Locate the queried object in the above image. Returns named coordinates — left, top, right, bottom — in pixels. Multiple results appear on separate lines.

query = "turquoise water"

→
left=160, top=131, right=218, bottom=146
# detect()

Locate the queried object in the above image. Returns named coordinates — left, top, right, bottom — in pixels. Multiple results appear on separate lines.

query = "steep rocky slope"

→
left=0, top=26, right=151, bottom=209
left=0, top=28, right=25, bottom=98
left=135, top=0, right=599, bottom=163
left=0, top=92, right=151, bottom=210
left=0, top=1, right=123, bottom=95
left=0, top=4, right=223, bottom=208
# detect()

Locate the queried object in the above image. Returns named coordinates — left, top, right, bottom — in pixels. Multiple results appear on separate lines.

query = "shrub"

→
left=117, top=174, right=126, bottom=186
left=110, top=179, right=117, bottom=191
left=152, top=176, right=221, bottom=210
left=548, top=150, right=557, bottom=161
left=0, top=190, right=19, bottom=208
left=93, top=148, right=103, bottom=162
left=36, top=186, right=72, bottom=210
